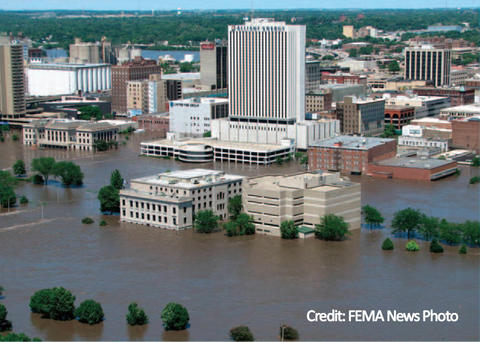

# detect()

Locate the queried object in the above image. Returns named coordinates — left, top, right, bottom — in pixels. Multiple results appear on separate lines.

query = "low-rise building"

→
left=413, top=86, right=475, bottom=106
left=140, top=134, right=294, bottom=165
left=398, top=124, right=449, bottom=152
left=120, top=169, right=244, bottom=229
left=136, top=113, right=169, bottom=136
left=384, top=105, right=415, bottom=130
left=439, top=104, right=480, bottom=119
left=242, top=171, right=361, bottom=237
left=306, top=91, right=332, bottom=112
left=384, top=95, right=450, bottom=119
left=321, top=73, right=367, bottom=85
left=23, top=119, right=118, bottom=151
left=308, top=136, right=396, bottom=175
left=368, top=157, right=458, bottom=181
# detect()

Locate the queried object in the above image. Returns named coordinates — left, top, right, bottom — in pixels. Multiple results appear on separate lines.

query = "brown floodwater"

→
left=0, top=129, right=479, bottom=341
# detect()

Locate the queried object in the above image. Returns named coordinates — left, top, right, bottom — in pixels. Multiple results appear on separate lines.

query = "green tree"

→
left=228, top=195, right=242, bottom=220
left=459, top=220, right=480, bottom=246
left=275, top=156, right=283, bottom=165
left=12, top=160, right=26, bottom=177
left=0, top=332, right=41, bottom=341
left=391, top=208, right=423, bottom=239
left=418, top=215, right=440, bottom=241
left=381, top=238, right=394, bottom=250
left=53, top=161, right=84, bottom=186
left=0, top=303, right=12, bottom=332
left=110, top=169, right=124, bottom=190
left=93, top=140, right=109, bottom=151
left=19, top=195, right=28, bottom=205
left=194, top=210, right=219, bottom=233
left=471, top=156, right=480, bottom=167
left=280, top=324, right=299, bottom=340
left=161, top=302, right=189, bottom=331
left=381, top=124, right=396, bottom=138
left=82, top=217, right=94, bottom=224
left=348, top=49, right=358, bottom=57
left=224, top=221, right=238, bottom=237
left=236, top=213, right=255, bottom=235
left=75, top=300, right=104, bottom=325
left=230, top=326, right=254, bottom=341
left=300, top=155, right=308, bottom=166
left=98, top=185, right=120, bottom=213
left=0, top=184, right=16, bottom=208
left=405, top=240, right=420, bottom=252
left=429, top=239, right=444, bottom=253
left=438, top=219, right=462, bottom=245
left=280, top=220, right=298, bottom=239
left=469, top=176, right=480, bottom=185
left=202, top=131, right=211, bottom=138
left=126, top=302, right=149, bottom=326
left=315, top=214, right=350, bottom=241
left=78, top=105, right=102, bottom=121
left=0, top=286, right=3, bottom=296
left=459, top=244, right=467, bottom=254
left=29, top=288, right=75, bottom=321
left=361, top=205, right=384, bottom=227
left=31, top=157, right=56, bottom=185
left=388, top=60, right=400, bottom=72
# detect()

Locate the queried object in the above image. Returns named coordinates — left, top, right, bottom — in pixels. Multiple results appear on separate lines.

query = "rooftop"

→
left=162, top=72, right=200, bottom=81
left=440, top=104, right=480, bottom=114
left=170, top=97, right=228, bottom=105
left=311, top=135, right=395, bottom=150
left=132, top=169, right=243, bottom=188
left=375, top=157, right=455, bottom=169
left=28, top=63, right=109, bottom=69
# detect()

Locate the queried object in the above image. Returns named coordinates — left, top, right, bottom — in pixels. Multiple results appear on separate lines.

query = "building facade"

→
left=384, top=105, right=415, bottom=130
left=308, top=136, right=396, bottom=174
left=170, top=97, right=228, bottom=137
left=242, top=171, right=361, bottom=237
left=338, top=96, right=385, bottom=136
left=136, top=114, right=169, bottom=136
left=23, top=119, right=118, bottom=151
left=120, top=169, right=244, bottom=229
left=112, top=57, right=162, bottom=114
left=404, top=46, right=451, bottom=87
left=27, top=63, right=111, bottom=96
left=413, top=87, right=474, bottom=106
left=0, top=44, right=26, bottom=119
left=451, top=117, right=480, bottom=153
left=199, top=40, right=228, bottom=90
left=228, top=18, right=305, bottom=123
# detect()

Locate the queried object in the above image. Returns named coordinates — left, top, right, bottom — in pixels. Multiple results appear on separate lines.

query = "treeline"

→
left=0, top=9, right=477, bottom=48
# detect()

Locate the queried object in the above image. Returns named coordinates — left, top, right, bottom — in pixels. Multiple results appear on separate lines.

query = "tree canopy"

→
left=75, top=300, right=104, bottom=325
left=31, top=157, right=56, bottom=185
left=98, top=185, right=120, bottom=213
left=194, top=210, right=219, bottom=233
left=161, top=302, right=189, bottom=331
left=391, top=208, right=423, bottom=239
left=362, top=205, right=384, bottom=227
left=280, top=220, right=299, bottom=239
left=227, top=195, right=242, bottom=220
left=53, top=161, right=84, bottom=186
left=315, top=214, right=350, bottom=241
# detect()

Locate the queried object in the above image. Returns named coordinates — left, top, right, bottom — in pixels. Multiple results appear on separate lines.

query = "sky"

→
left=0, top=0, right=479, bottom=11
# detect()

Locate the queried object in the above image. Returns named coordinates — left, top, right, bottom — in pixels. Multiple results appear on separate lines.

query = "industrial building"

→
left=27, top=63, right=111, bottom=96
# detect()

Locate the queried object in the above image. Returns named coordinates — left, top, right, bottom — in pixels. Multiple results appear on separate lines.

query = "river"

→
left=0, top=130, right=478, bottom=341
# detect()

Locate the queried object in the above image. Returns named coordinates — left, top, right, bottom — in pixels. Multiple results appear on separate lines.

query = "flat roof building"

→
left=337, top=96, right=385, bottom=136
left=0, top=44, right=26, bottom=119
left=308, top=135, right=397, bottom=175
left=120, top=169, right=244, bottom=229
left=243, top=171, right=361, bottom=237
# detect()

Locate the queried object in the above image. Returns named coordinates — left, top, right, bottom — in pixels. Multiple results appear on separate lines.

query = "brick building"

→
left=305, top=91, right=332, bottom=112
left=451, top=117, right=480, bottom=153
left=308, top=136, right=396, bottom=175
left=112, top=57, right=162, bottom=114
left=321, top=73, right=367, bottom=85
left=413, top=87, right=475, bottom=107
left=337, top=96, right=385, bottom=136
left=384, top=105, right=415, bottom=130
left=368, top=158, right=458, bottom=181
left=136, top=114, right=170, bottom=137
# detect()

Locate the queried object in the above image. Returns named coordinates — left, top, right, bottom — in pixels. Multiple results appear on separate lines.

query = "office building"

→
left=321, top=73, right=367, bottom=85
left=305, top=91, right=332, bottom=112
left=342, top=25, right=355, bottom=39
left=404, top=46, right=451, bottom=87
left=27, top=63, right=111, bottom=96
left=170, top=97, right=228, bottom=137
left=111, top=57, right=162, bottom=114
left=146, top=74, right=168, bottom=113
left=308, top=136, right=396, bottom=175
left=337, top=96, right=385, bottom=136
left=0, top=44, right=26, bottom=119
left=200, top=40, right=227, bottom=90
left=228, top=18, right=305, bottom=123
left=137, top=114, right=169, bottom=136
left=318, top=84, right=366, bottom=102
left=413, top=86, right=474, bottom=106
left=398, top=125, right=449, bottom=152
left=165, top=79, right=182, bottom=101
left=439, top=104, right=480, bottom=119
left=242, top=171, right=361, bottom=237
left=120, top=169, right=244, bottom=229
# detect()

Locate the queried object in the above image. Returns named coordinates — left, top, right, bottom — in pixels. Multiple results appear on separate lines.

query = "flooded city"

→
left=0, top=130, right=479, bottom=341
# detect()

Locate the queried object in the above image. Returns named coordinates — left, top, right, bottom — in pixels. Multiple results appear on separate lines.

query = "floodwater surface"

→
left=0, top=130, right=479, bottom=341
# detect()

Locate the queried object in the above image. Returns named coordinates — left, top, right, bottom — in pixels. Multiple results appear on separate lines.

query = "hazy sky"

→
left=0, top=0, right=479, bottom=11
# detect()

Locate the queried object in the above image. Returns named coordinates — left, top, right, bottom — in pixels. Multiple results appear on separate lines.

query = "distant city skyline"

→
left=0, top=0, right=479, bottom=11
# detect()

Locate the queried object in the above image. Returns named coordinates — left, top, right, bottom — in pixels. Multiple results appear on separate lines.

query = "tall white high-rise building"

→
left=228, top=18, right=305, bottom=123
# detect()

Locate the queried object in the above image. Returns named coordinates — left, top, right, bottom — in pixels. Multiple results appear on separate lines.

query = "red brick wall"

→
left=452, top=120, right=480, bottom=153
left=368, top=161, right=457, bottom=181
left=137, top=116, right=169, bottom=137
